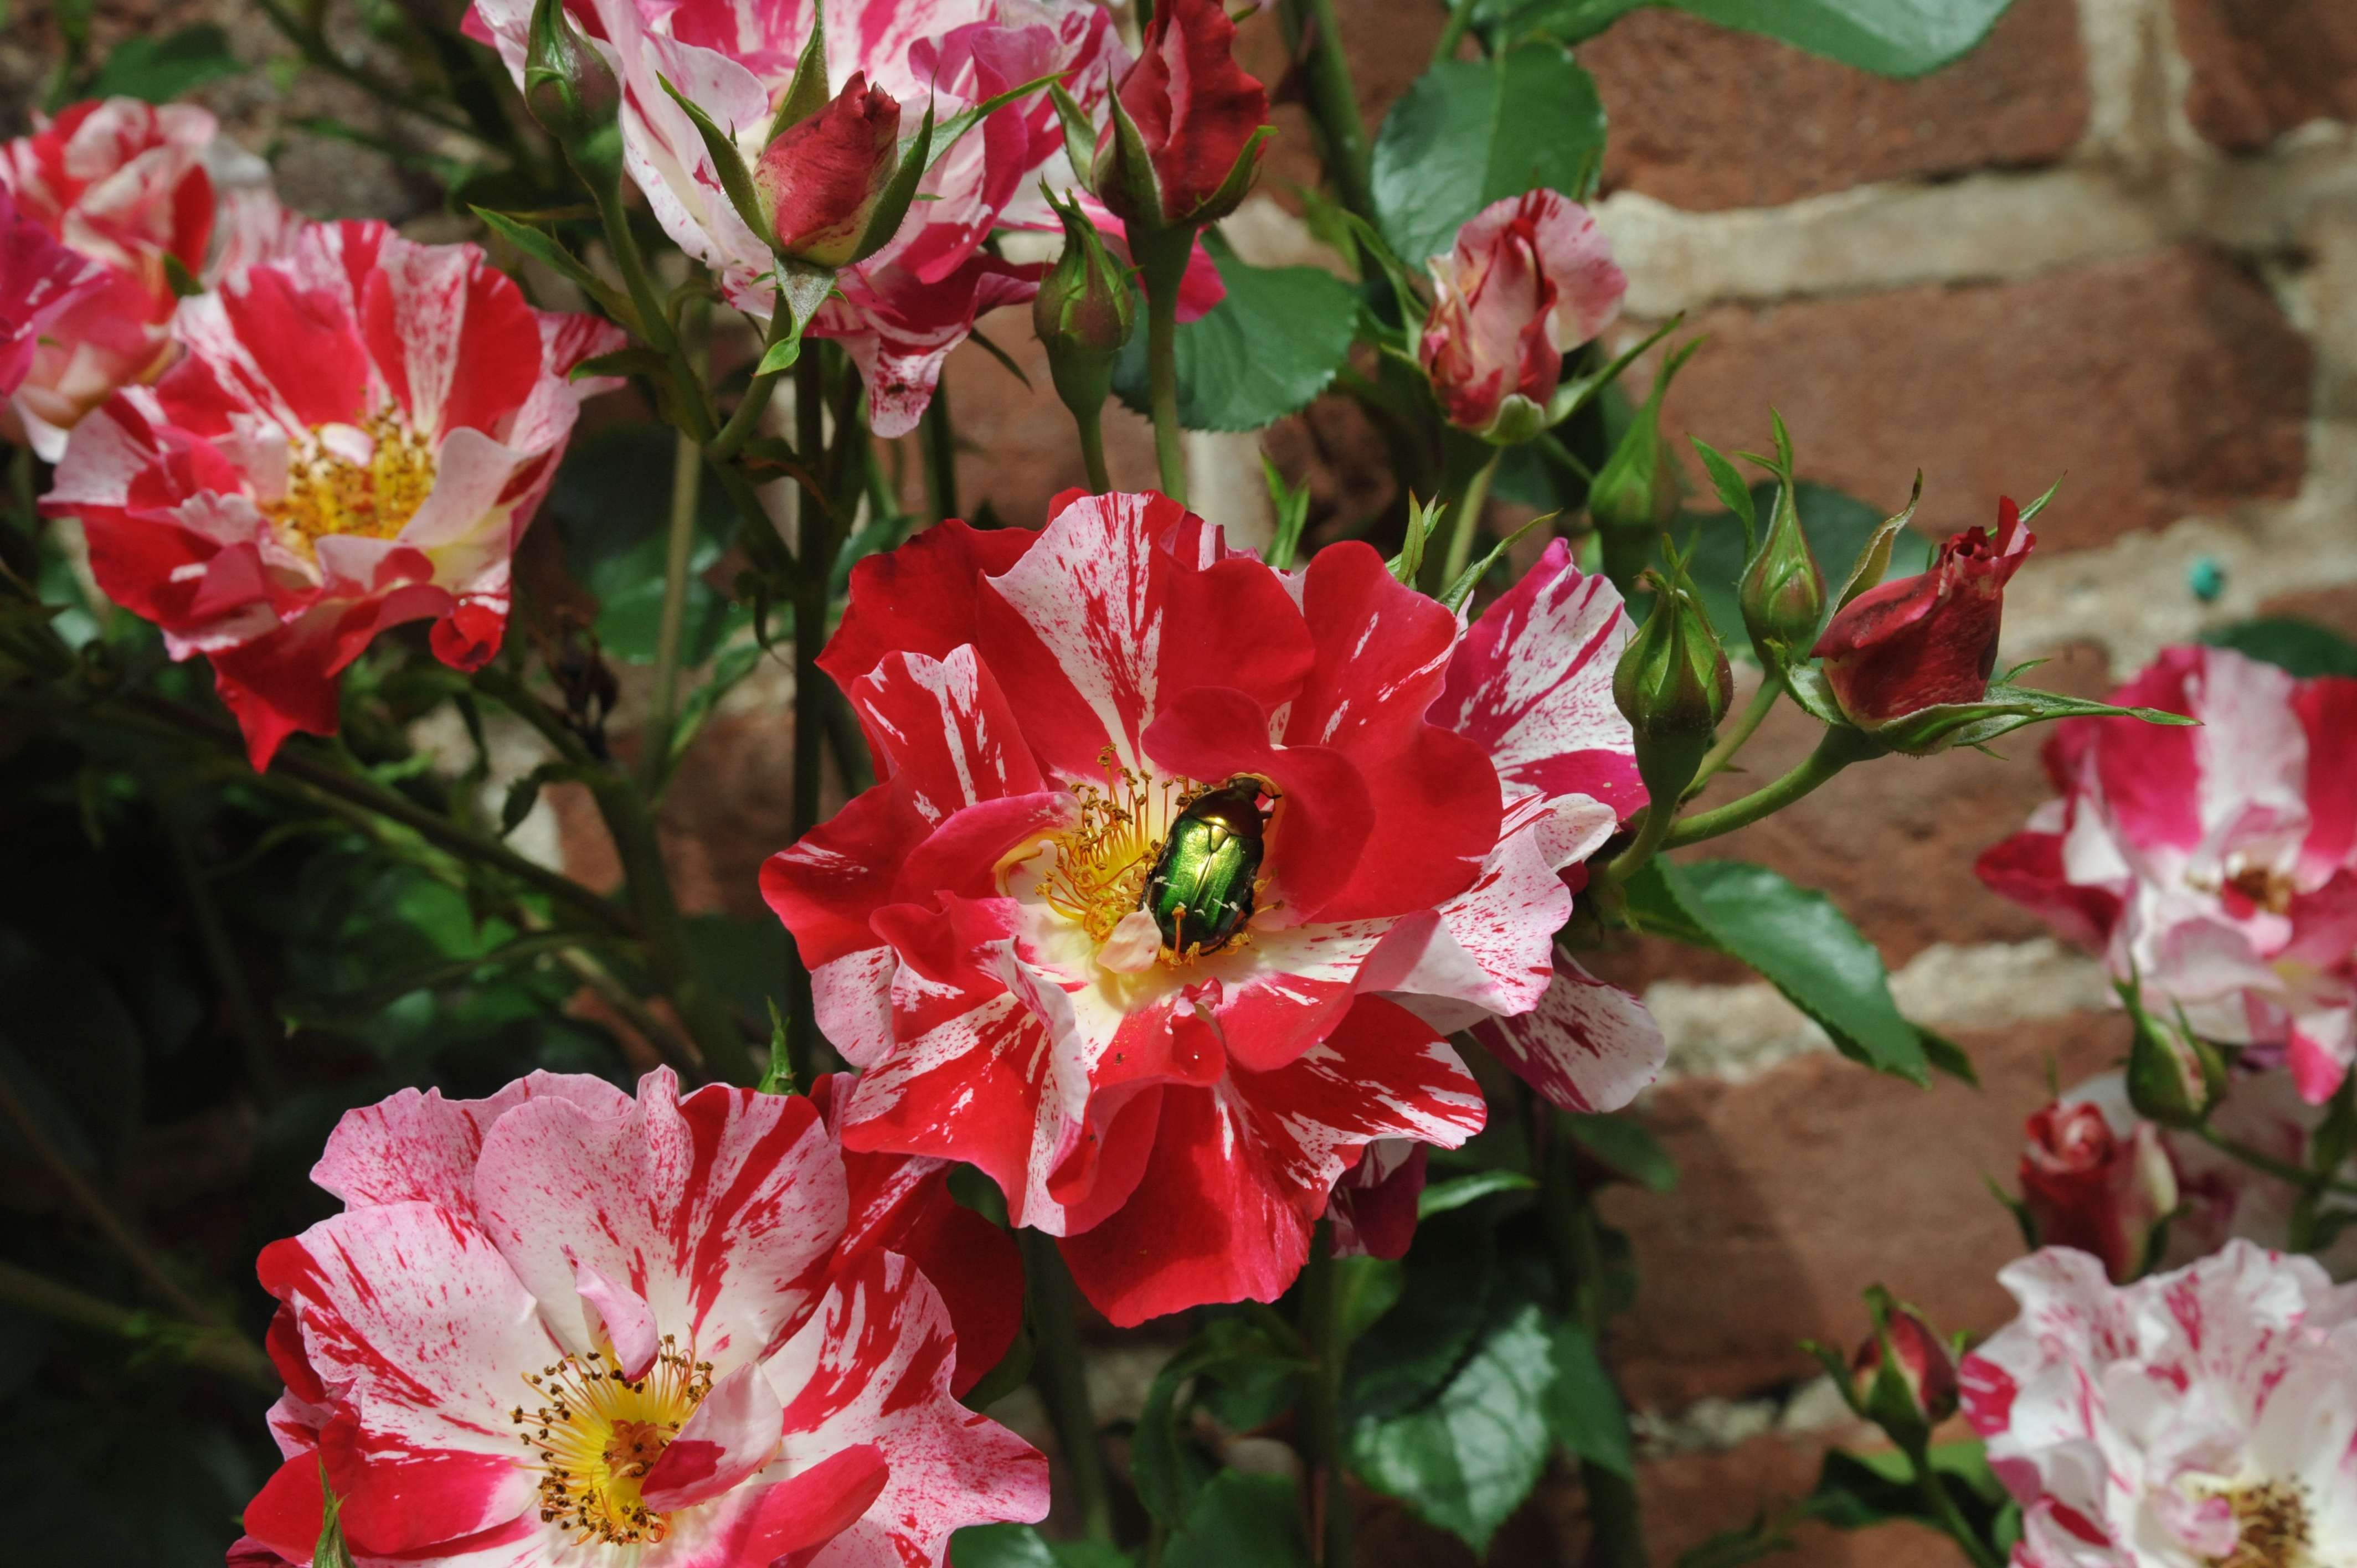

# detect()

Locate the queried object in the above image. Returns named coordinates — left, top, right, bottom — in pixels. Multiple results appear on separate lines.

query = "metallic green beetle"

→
left=1142, top=777, right=1273, bottom=955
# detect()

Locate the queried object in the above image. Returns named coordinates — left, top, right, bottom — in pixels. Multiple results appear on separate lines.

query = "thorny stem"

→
left=1074, top=400, right=1113, bottom=496
left=1300, top=1223, right=1354, bottom=1568
left=1685, top=674, right=1783, bottom=796
left=1019, top=1230, right=1115, bottom=1544
left=1657, top=724, right=1881, bottom=852
left=779, top=348, right=844, bottom=1089
left=1436, top=445, right=1501, bottom=590
left=645, top=422, right=706, bottom=795
left=0, top=1260, right=279, bottom=1391
left=1281, top=0, right=1374, bottom=219
left=1140, top=229, right=1192, bottom=504
left=922, top=381, right=961, bottom=524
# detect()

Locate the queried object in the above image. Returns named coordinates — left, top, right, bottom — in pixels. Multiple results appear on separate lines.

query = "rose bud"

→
left=523, top=0, right=622, bottom=190
left=2121, top=982, right=2226, bottom=1131
left=1586, top=339, right=1693, bottom=590
left=1033, top=190, right=1135, bottom=422
left=1812, top=495, right=2035, bottom=728
left=2019, top=1087, right=2179, bottom=1283
left=1849, top=1287, right=1960, bottom=1445
left=1739, top=477, right=1826, bottom=673
left=753, top=72, right=902, bottom=270
left=1614, top=570, right=1732, bottom=808
left=1093, top=0, right=1271, bottom=233
left=1420, top=189, right=1627, bottom=443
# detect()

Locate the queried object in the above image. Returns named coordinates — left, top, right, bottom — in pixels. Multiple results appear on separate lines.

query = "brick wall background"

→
left=9, top=1, right=2357, bottom=1562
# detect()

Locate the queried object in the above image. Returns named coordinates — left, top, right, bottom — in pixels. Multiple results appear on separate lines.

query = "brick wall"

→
left=933, top=2, right=2357, bottom=1563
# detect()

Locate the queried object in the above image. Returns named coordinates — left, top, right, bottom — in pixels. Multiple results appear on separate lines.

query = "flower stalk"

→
left=1656, top=723, right=1882, bottom=852
left=1019, top=1229, right=1115, bottom=1543
left=1299, top=1224, right=1354, bottom=1568
left=1138, top=228, right=1193, bottom=503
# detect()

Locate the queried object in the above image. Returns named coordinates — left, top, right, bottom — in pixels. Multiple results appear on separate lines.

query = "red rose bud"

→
left=1094, top=0, right=1270, bottom=231
left=2019, top=1097, right=2179, bottom=1283
left=1033, top=190, right=1135, bottom=417
left=753, top=73, right=902, bottom=270
left=1851, top=1292, right=1959, bottom=1440
left=1811, top=496, right=2034, bottom=728
left=524, top=0, right=622, bottom=189
left=1422, top=190, right=1627, bottom=443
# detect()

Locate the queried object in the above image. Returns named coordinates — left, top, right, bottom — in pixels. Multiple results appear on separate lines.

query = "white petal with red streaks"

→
left=311, top=1071, right=630, bottom=1219
left=471, top=1069, right=845, bottom=1366
left=767, top=1249, right=1049, bottom=1568
left=573, top=1258, right=661, bottom=1380
left=1362, top=796, right=1576, bottom=1022
left=1474, top=953, right=1665, bottom=1114
left=849, top=645, right=1043, bottom=824
left=256, top=1201, right=551, bottom=1458
left=641, top=1361, right=788, bottom=1514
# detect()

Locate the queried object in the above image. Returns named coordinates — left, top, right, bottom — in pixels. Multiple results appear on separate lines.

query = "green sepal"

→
left=1187, top=121, right=1275, bottom=228
left=657, top=74, right=773, bottom=248
left=1311, top=195, right=1429, bottom=348
left=756, top=998, right=797, bottom=1096
left=1094, top=87, right=1166, bottom=230
left=471, top=207, right=633, bottom=323
left=161, top=252, right=203, bottom=298
left=1830, top=471, right=1924, bottom=612
left=1438, top=511, right=1554, bottom=613
left=1389, top=493, right=1445, bottom=585
left=765, top=0, right=830, bottom=142
left=772, top=258, right=837, bottom=333
left=1262, top=454, right=1312, bottom=571
left=1781, top=662, right=1848, bottom=726
left=1987, top=1173, right=2040, bottom=1252
left=1800, top=1339, right=1861, bottom=1415
left=1865, top=682, right=2199, bottom=756
left=2119, top=980, right=2226, bottom=1129
left=2015, top=472, right=2064, bottom=525
left=848, top=100, right=934, bottom=264
left=928, top=70, right=1071, bottom=174
left=1689, top=436, right=1757, bottom=545
left=1543, top=314, right=1686, bottom=433
left=755, top=330, right=804, bottom=377
left=1857, top=1285, right=1932, bottom=1452
left=1047, top=82, right=1099, bottom=193
left=316, top=1461, right=358, bottom=1568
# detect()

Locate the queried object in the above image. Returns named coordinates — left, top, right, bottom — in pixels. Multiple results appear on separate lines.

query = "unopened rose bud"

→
left=1093, top=0, right=1270, bottom=233
left=1033, top=192, right=1135, bottom=420
left=1813, top=494, right=2035, bottom=729
left=1851, top=1289, right=1958, bottom=1447
left=524, top=0, right=624, bottom=190
left=1587, top=343, right=1691, bottom=594
left=2122, top=983, right=2226, bottom=1131
left=2019, top=1085, right=2180, bottom=1284
left=1739, top=479, right=1825, bottom=670
left=753, top=73, right=901, bottom=270
left=1614, top=572, right=1732, bottom=807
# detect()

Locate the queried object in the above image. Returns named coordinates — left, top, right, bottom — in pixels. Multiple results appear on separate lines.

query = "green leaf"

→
left=1545, top=1323, right=1633, bottom=1478
left=1473, top=0, right=1648, bottom=47
left=1917, top=1027, right=1979, bottom=1087
left=1109, top=234, right=1359, bottom=431
left=951, top=1524, right=1136, bottom=1568
left=89, top=23, right=243, bottom=102
left=1666, top=0, right=2018, bottom=78
left=1416, top=1168, right=1539, bottom=1218
left=1869, top=681, right=2198, bottom=756
left=1263, top=454, right=1313, bottom=571
left=1370, top=42, right=1607, bottom=267
left=1565, top=1112, right=1679, bottom=1193
left=471, top=208, right=630, bottom=320
left=2199, top=616, right=2357, bottom=679
left=571, top=347, right=669, bottom=383
left=1648, top=860, right=1931, bottom=1084
left=548, top=424, right=747, bottom=662
left=1668, top=482, right=1930, bottom=662
left=1438, top=512, right=1553, bottom=613
left=1345, top=1215, right=1496, bottom=1421
left=1347, top=1301, right=1558, bottom=1553
left=1164, top=1473, right=1314, bottom=1568
left=1134, top=1319, right=1306, bottom=1526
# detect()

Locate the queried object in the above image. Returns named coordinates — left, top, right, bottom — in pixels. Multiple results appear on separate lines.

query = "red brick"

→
left=1599, top=1010, right=2128, bottom=1410
left=1586, top=0, right=2088, bottom=212
left=1652, top=246, right=2313, bottom=554
left=2259, top=582, right=2357, bottom=639
left=2173, top=0, right=2357, bottom=152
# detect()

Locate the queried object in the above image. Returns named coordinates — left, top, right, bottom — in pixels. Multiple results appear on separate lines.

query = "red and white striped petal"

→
left=311, top=1071, right=631, bottom=1219
left=1474, top=952, right=1666, bottom=1115
left=257, top=1201, right=552, bottom=1462
left=1361, top=792, right=1579, bottom=1025
left=820, top=518, right=1040, bottom=693
left=470, top=1071, right=846, bottom=1365
left=847, top=646, right=1045, bottom=823
left=1060, top=998, right=1484, bottom=1325
left=1435, top=539, right=1644, bottom=822
left=641, top=1361, right=789, bottom=1514
left=766, top=1248, right=1049, bottom=1567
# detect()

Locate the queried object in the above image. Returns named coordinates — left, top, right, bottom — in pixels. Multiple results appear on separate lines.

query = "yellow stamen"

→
left=264, top=405, right=437, bottom=556
left=511, top=1334, right=715, bottom=1547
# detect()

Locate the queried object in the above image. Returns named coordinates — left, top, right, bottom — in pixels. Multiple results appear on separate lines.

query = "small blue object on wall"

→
left=2188, top=556, right=2227, bottom=604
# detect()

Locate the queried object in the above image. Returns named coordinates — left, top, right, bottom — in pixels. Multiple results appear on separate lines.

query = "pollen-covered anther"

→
left=2214, top=1478, right=2314, bottom=1568
left=511, top=1333, right=716, bottom=1546
left=1037, top=750, right=1188, bottom=946
left=264, top=404, right=438, bottom=555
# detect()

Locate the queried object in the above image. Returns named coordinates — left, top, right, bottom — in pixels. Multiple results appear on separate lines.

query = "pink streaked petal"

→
left=1359, top=798, right=1573, bottom=1021
left=333, top=1446, right=537, bottom=1557
left=764, top=785, right=931, bottom=972
left=640, top=1360, right=787, bottom=1513
left=256, top=1202, right=552, bottom=1456
left=1061, top=998, right=1483, bottom=1325
left=848, top=646, right=1046, bottom=823
left=659, top=1447, right=891, bottom=1568
left=1326, top=1140, right=1428, bottom=1262
left=821, top=518, right=1040, bottom=695
left=311, top=1071, right=632, bottom=1219
left=815, top=254, right=1040, bottom=438
left=1975, top=820, right=2126, bottom=952
left=813, top=947, right=898, bottom=1071
left=768, top=1249, right=1050, bottom=1563
left=1206, top=917, right=1393, bottom=1073
left=1435, top=538, right=1644, bottom=821
left=471, top=1070, right=846, bottom=1365
left=1473, top=952, right=1665, bottom=1115
left=2294, top=672, right=2357, bottom=878
left=573, top=1258, right=661, bottom=1381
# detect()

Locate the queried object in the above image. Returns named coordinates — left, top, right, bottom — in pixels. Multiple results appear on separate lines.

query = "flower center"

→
left=511, top=1336, right=715, bottom=1546
left=2225, top=863, right=2296, bottom=917
left=264, top=405, right=437, bottom=556
left=2206, top=1478, right=2315, bottom=1568
left=1037, top=754, right=1191, bottom=947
